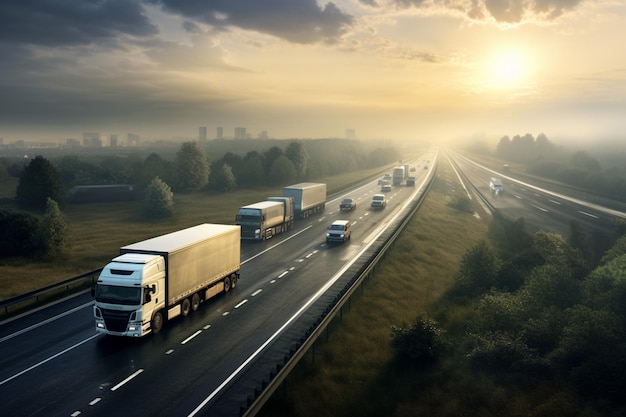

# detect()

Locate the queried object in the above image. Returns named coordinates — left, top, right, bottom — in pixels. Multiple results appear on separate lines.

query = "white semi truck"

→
left=236, top=197, right=294, bottom=240
left=93, top=223, right=240, bottom=337
left=282, top=182, right=326, bottom=219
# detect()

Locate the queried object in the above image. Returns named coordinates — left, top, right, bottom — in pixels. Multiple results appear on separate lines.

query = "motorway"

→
left=447, top=151, right=625, bottom=240
left=0, top=151, right=437, bottom=417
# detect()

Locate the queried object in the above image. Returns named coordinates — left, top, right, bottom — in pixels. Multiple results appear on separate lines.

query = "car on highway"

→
left=406, top=176, right=415, bottom=186
left=326, top=220, right=351, bottom=243
left=371, top=194, right=387, bottom=209
left=381, top=184, right=392, bottom=192
left=340, top=198, right=356, bottom=211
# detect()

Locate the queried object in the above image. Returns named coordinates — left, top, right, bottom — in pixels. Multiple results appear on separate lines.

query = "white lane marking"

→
left=187, top=169, right=423, bottom=417
left=89, top=398, right=101, bottom=406
left=203, top=324, right=211, bottom=330
left=251, top=289, right=262, bottom=297
left=110, top=369, right=144, bottom=392
left=549, top=199, right=561, bottom=205
left=241, top=225, right=312, bottom=265
left=165, top=349, right=174, bottom=355
left=0, top=333, right=100, bottom=386
left=71, top=411, right=81, bottom=416
left=278, top=271, right=289, bottom=279
left=515, top=195, right=522, bottom=199
left=181, top=330, right=202, bottom=345
left=533, top=205, right=549, bottom=212
left=579, top=210, right=599, bottom=219
left=234, top=300, right=248, bottom=309
left=0, top=301, right=95, bottom=342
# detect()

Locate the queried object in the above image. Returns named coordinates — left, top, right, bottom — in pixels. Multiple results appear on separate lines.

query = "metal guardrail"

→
left=0, top=268, right=101, bottom=320
left=240, top=162, right=438, bottom=417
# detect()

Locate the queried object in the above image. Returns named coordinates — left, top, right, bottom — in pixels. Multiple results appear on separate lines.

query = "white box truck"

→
left=93, top=224, right=240, bottom=337
left=282, top=182, right=326, bottom=219
left=236, top=198, right=293, bottom=240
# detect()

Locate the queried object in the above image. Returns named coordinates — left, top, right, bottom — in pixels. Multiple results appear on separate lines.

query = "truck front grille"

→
left=101, top=308, right=132, bottom=332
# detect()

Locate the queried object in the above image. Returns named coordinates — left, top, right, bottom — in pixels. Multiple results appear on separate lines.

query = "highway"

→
left=0, top=151, right=436, bottom=417
left=447, top=151, right=625, bottom=240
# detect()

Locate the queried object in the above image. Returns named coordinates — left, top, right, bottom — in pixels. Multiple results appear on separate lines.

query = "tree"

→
left=263, top=146, right=283, bottom=175
left=454, top=241, right=501, bottom=296
left=175, top=142, right=209, bottom=192
left=285, top=141, right=309, bottom=179
left=39, top=198, right=70, bottom=258
left=16, top=156, right=66, bottom=210
left=138, top=152, right=173, bottom=190
left=143, top=177, right=174, bottom=219
left=0, top=210, right=41, bottom=258
left=239, top=151, right=266, bottom=187
left=267, top=155, right=297, bottom=186
left=211, top=163, right=237, bottom=192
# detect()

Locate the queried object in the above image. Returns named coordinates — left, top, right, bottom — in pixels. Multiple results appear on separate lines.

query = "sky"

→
left=0, top=0, right=625, bottom=144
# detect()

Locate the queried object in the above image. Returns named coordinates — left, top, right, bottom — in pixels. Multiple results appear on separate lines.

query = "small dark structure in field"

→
left=69, top=185, right=135, bottom=203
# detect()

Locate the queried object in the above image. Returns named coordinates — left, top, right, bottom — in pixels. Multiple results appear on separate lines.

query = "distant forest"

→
left=487, top=133, right=626, bottom=201
left=0, top=138, right=399, bottom=199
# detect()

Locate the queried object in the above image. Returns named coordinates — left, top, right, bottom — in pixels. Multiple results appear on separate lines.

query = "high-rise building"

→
left=83, top=132, right=102, bottom=147
left=199, top=126, right=207, bottom=141
left=110, top=134, right=118, bottom=147
left=258, top=131, right=268, bottom=139
left=127, top=133, right=140, bottom=146
left=234, top=127, right=247, bottom=140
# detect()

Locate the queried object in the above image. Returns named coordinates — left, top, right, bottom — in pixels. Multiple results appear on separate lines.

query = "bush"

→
left=391, top=314, right=446, bottom=367
left=143, top=177, right=174, bottom=219
left=0, top=210, right=42, bottom=257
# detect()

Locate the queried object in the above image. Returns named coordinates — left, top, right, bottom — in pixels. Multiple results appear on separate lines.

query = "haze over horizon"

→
left=1, top=0, right=624, bottom=144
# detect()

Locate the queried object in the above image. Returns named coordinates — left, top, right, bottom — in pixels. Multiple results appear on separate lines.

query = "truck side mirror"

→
left=90, top=285, right=96, bottom=298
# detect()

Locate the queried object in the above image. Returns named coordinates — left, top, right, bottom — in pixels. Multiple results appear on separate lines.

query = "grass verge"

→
left=258, top=156, right=491, bottom=417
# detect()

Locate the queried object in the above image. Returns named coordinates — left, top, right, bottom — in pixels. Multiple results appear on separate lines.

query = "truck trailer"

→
left=236, top=198, right=293, bottom=240
left=282, top=182, right=326, bottom=218
left=93, top=223, right=240, bottom=337
left=392, top=166, right=405, bottom=186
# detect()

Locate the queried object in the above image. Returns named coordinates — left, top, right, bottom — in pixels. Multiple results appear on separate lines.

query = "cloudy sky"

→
left=1, top=0, right=624, bottom=143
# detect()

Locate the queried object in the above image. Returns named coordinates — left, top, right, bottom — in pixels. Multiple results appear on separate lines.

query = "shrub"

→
left=391, top=314, right=446, bottom=367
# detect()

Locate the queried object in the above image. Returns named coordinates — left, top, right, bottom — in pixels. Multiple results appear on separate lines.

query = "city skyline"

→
left=1, top=1, right=625, bottom=145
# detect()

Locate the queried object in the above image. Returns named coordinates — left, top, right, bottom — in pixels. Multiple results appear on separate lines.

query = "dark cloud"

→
left=386, top=0, right=585, bottom=24
left=148, top=0, right=354, bottom=44
left=0, top=0, right=158, bottom=47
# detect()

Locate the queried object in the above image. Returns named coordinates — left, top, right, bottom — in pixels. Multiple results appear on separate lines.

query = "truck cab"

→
left=94, top=253, right=165, bottom=337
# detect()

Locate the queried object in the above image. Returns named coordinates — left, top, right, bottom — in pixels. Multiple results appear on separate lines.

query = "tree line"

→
left=0, top=139, right=399, bottom=259
left=494, top=133, right=626, bottom=201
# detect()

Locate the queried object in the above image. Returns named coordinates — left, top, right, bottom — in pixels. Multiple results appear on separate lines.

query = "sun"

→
left=490, top=51, right=526, bottom=85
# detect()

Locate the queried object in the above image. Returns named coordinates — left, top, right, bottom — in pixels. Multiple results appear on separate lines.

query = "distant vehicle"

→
left=236, top=198, right=294, bottom=240
left=381, top=184, right=392, bottom=192
left=371, top=194, right=387, bottom=209
left=326, top=220, right=351, bottom=243
left=410, top=167, right=416, bottom=172
left=489, top=177, right=504, bottom=195
left=392, top=166, right=405, bottom=186
left=424, top=165, right=428, bottom=170
left=93, top=224, right=240, bottom=337
left=340, top=198, right=356, bottom=211
left=282, top=182, right=326, bottom=218
left=406, top=176, right=415, bottom=186
left=377, top=178, right=385, bottom=185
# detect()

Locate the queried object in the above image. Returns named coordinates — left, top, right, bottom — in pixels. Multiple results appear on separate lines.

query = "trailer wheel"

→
left=230, top=274, right=238, bottom=289
left=181, top=298, right=191, bottom=316
left=151, top=311, right=164, bottom=334
left=223, top=276, right=231, bottom=292
left=191, top=293, right=201, bottom=312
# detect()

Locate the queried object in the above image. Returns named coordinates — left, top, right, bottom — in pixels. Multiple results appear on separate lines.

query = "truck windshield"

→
left=95, top=284, right=141, bottom=305
left=236, top=214, right=261, bottom=223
